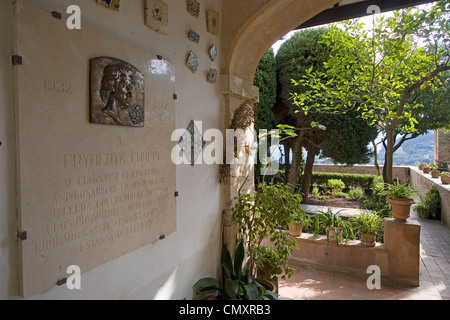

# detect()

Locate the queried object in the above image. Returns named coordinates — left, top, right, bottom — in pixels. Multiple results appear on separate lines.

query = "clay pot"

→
left=423, top=167, right=431, bottom=174
left=387, top=197, right=415, bottom=221
left=288, top=223, right=303, bottom=237
left=360, top=233, right=376, bottom=247
left=431, top=170, right=440, bottom=179
left=441, top=176, right=450, bottom=185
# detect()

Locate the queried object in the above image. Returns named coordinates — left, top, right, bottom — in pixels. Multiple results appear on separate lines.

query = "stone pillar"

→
left=435, top=129, right=450, bottom=168
left=384, top=218, right=421, bottom=286
left=219, top=74, right=259, bottom=252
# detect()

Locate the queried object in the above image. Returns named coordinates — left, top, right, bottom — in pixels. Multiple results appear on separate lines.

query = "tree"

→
left=254, top=48, right=277, bottom=132
left=275, top=27, right=377, bottom=200
left=293, top=1, right=450, bottom=184
left=254, top=48, right=277, bottom=184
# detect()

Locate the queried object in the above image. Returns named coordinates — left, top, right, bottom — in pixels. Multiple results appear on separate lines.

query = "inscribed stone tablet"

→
left=14, top=1, right=177, bottom=298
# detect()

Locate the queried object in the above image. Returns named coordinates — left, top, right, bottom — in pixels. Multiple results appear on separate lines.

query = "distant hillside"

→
left=369, top=132, right=434, bottom=166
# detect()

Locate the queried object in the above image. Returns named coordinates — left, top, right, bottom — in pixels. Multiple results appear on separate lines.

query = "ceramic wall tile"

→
left=187, top=0, right=200, bottom=18
left=144, top=0, right=168, bottom=35
left=206, top=9, right=219, bottom=35
left=96, top=0, right=120, bottom=11
left=188, top=29, right=200, bottom=44
left=186, top=51, right=200, bottom=73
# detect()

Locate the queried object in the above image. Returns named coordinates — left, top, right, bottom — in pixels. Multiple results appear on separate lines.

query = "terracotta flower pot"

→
left=431, top=170, right=440, bottom=178
left=423, top=167, right=431, bottom=174
left=441, top=176, right=450, bottom=185
left=360, top=233, right=376, bottom=247
left=387, top=197, right=415, bottom=221
left=418, top=164, right=424, bottom=170
left=288, top=223, right=303, bottom=237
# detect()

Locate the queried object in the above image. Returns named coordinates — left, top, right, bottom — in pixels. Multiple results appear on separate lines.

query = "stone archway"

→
left=219, top=0, right=339, bottom=249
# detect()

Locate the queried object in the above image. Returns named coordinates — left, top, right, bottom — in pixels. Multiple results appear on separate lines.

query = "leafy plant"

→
left=364, top=176, right=391, bottom=218
left=315, top=208, right=354, bottom=245
left=335, top=191, right=349, bottom=199
left=290, top=208, right=312, bottom=227
left=441, top=171, right=449, bottom=177
left=312, top=186, right=320, bottom=198
left=383, top=180, right=417, bottom=199
left=350, top=211, right=384, bottom=235
left=348, top=188, right=366, bottom=201
left=323, top=179, right=346, bottom=197
left=193, top=242, right=278, bottom=300
left=413, top=185, right=441, bottom=220
left=232, top=182, right=300, bottom=282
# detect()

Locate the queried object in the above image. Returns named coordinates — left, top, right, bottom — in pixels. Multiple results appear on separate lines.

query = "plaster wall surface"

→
left=1, top=0, right=223, bottom=300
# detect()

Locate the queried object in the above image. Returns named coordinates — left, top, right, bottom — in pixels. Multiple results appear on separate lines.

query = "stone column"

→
left=219, top=74, right=259, bottom=252
left=384, top=218, right=421, bottom=286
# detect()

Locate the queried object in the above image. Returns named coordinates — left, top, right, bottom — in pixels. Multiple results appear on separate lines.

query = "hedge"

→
left=304, top=172, right=378, bottom=191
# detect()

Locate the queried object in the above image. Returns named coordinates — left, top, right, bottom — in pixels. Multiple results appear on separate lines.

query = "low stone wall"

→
left=410, top=167, right=450, bottom=228
left=290, top=219, right=421, bottom=287
left=312, top=164, right=410, bottom=182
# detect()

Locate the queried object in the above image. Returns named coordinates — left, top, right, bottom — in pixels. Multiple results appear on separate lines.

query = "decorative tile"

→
left=207, top=68, right=217, bottom=83
left=188, top=29, right=200, bottom=44
left=178, top=120, right=206, bottom=166
left=144, top=0, right=168, bottom=35
left=187, top=0, right=200, bottom=18
left=206, top=9, right=219, bottom=35
left=186, top=51, right=200, bottom=73
left=96, top=0, right=120, bottom=11
left=209, top=43, right=217, bottom=61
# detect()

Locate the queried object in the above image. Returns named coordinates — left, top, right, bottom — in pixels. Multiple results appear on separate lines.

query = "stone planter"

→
left=360, top=233, right=377, bottom=247
left=387, top=197, right=415, bottom=221
left=288, top=223, right=303, bottom=237
left=327, top=227, right=344, bottom=243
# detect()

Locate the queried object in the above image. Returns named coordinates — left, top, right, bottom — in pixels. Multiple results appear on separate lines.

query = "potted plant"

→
left=288, top=209, right=312, bottom=237
left=193, top=241, right=278, bottom=300
left=350, top=211, right=384, bottom=247
left=418, top=163, right=425, bottom=170
left=315, top=208, right=354, bottom=245
left=441, top=171, right=450, bottom=185
left=232, top=181, right=300, bottom=286
left=413, top=185, right=441, bottom=220
left=430, top=165, right=440, bottom=178
left=423, top=163, right=431, bottom=174
left=384, top=180, right=417, bottom=221
left=413, top=201, right=429, bottom=218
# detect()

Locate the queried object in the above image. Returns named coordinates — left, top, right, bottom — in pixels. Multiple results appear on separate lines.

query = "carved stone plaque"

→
left=90, top=57, right=145, bottom=127
left=14, top=1, right=176, bottom=298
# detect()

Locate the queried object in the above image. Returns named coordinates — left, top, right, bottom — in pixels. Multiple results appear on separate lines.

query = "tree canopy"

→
left=292, top=1, right=450, bottom=183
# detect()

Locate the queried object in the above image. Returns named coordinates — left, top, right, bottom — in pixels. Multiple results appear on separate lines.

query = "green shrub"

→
left=364, top=176, right=390, bottom=218
left=335, top=192, right=349, bottom=199
left=312, top=187, right=320, bottom=198
left=307, top=172, right=377, bottom=191
left=348, top=188, right=365, bottom=200
left=324, top=179, right=346, bottom=197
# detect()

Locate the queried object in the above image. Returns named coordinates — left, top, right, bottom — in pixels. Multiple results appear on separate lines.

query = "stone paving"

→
left=279, top=210, right=450, bottom=300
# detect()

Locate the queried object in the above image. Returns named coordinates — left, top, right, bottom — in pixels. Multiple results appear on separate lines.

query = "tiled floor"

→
left=279, top=211, right=450, bottom=300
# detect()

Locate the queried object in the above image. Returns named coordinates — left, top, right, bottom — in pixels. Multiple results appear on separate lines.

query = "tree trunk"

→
left=384, top=128, right=395, bottom=184
left=301, top=144, right=318, bottom=203
left=287, top=132, right=304, bottom=193
left=371, top=140, right=381, bottom=176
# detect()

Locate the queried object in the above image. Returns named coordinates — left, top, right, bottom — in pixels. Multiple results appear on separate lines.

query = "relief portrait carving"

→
left=90, top=57, right=145, bottom=127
